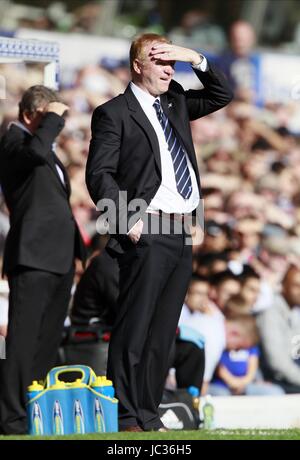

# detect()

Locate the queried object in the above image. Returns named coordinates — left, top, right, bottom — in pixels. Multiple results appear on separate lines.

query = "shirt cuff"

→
left=192, top=54, right=208, bottom=72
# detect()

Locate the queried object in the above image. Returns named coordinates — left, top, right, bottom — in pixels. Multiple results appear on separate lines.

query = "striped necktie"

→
left=153, top=98, right=192, bottom=199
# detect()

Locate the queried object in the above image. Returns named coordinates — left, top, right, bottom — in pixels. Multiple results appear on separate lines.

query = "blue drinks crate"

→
left=27, top=365, right=118, bottom=435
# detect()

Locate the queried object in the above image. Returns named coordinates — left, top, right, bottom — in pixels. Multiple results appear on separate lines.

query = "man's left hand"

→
left=149, top=43, right=202, bottom=66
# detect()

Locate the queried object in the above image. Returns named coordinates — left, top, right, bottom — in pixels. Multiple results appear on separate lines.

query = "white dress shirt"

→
left=129, top=57, right=207, bottom=214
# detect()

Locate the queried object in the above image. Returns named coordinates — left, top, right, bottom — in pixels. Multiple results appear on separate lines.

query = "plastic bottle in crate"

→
left=27, top=381, right=44, bottom=435
left=91, top=376, right=115, bottom=398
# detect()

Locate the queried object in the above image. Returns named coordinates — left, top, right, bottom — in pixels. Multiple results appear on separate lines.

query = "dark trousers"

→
left=107, top=216, right=192, bottom=430
left=0, top=265, right=74, bottom=435
left=170, top=340, right=205, bottom=391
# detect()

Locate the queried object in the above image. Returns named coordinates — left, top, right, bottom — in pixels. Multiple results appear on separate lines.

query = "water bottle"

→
left=27, top=381, right=44, bottom=400
left=202, top=394, right=215, bottom=429
left=27, top=381, right=44, bottom=435
left=187, top=385, right=202, bottom=428
left=187, top=385, right=200, bottom=411
left=91, top=376, right=115, bottom=398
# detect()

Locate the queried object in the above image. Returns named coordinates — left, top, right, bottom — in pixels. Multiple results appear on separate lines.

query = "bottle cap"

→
left=100, top=377, right=113, bottom=387
left=205, top=394, right=213, bottom=404
left=27, top=380, right=43, bottom=392
left=91, top=376, right=113, bottom=387
left=51, top=381, right=66, bottom=389
left=187, top=385, right=200, bottom=397
left=67, top=378, right=85, bottom=388
left=91, top=376, right=104, bottom=387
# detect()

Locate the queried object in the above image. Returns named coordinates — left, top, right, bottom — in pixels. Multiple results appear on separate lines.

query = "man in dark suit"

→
left=86, top=33, right=232, bottom=432
left=0, top=85, right=86, bottom=434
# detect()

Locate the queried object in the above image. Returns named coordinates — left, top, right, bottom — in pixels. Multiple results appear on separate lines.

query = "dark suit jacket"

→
left=0, top=112, right=86, bottom=275
left=86, top=63, right=233, bottom=256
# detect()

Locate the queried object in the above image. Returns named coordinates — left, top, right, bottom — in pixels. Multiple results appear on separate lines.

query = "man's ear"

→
left=133, top=59, right=142, bottom=75
left=22, top=110, right=34, bottom=125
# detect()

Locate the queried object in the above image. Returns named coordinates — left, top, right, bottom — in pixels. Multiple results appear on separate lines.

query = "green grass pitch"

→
left=1, top=429, right=300, bottom=440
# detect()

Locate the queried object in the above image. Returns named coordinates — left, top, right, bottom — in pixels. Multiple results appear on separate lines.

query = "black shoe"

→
left=119, top=425, right=144, bottom=432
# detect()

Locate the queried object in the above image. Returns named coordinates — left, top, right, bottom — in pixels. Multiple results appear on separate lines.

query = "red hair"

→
left=129, top=33, right=170, bottom=73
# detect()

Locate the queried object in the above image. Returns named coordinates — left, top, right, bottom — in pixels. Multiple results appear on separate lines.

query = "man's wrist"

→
left=190, top=51, right=203, bottom=66
left=191, top=54, right=208, bottom=72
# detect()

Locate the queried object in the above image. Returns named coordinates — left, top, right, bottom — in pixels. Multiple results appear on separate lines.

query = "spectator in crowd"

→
left=238, top=265, right=261, bottom=311
left=179, top=274, right=226, bottom=394
left=166, top=334, right=205, bottom=397
left=256, top=265, right=300, bottom=393
left=254, top=234, right=291, bottom=287
left=169, top=8, right=226, bottom=51
left=216, top=20, right=258, bottom=101
left=223, top=293, right=253, bottom=318
left=209, top=315, right=285, bottom=396
left=71, top=248, right=118, bottom=329
left=209, top=269, right=241, bottom=312
left=234, top=217, right=264, bottom=263
left=0, top=86, right=86, bottom=435
left=201, top=220, right=231, bottom=254
left=193, top=251, right=229, bottom=278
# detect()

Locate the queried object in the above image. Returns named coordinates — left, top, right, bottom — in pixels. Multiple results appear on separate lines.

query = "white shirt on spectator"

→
left=179, top=302, right=226, bottom=382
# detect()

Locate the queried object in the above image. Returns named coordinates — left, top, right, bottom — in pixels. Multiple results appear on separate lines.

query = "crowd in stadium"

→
left=1, top=18, right=300, bottom=398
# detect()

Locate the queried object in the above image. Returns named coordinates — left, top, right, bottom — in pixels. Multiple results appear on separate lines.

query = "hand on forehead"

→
left=147, top=43, right=176, bottom=67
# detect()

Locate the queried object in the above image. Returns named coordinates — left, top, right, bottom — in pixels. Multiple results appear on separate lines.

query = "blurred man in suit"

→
left=0, top=85, right=86, bottom=434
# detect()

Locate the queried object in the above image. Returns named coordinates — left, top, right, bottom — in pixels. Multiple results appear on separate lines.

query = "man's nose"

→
left=164, top=65, right=174, bottom=76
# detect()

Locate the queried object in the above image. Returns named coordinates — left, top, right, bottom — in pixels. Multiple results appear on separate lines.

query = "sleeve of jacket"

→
left=6, top=112, right=65, bottom=172
left=256, top=308, right=300, bottom=386
left=184, top=61, right=234, bottom=121
left=86, top=105, right=125, bottom=232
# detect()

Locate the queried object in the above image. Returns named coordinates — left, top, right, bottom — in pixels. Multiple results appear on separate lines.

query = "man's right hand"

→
left=46, top=102, right=69, bottom=117
left=128, top=219, right=144, bottom=244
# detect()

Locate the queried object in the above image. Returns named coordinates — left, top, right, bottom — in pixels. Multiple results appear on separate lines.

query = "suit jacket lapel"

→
left=52, top=153, right=71, bottom=196
left=124, top=85, right=162, bottom=175
left=124, top=84, right=199, bottom=181
left=46, top=153, right=70, bottom=196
